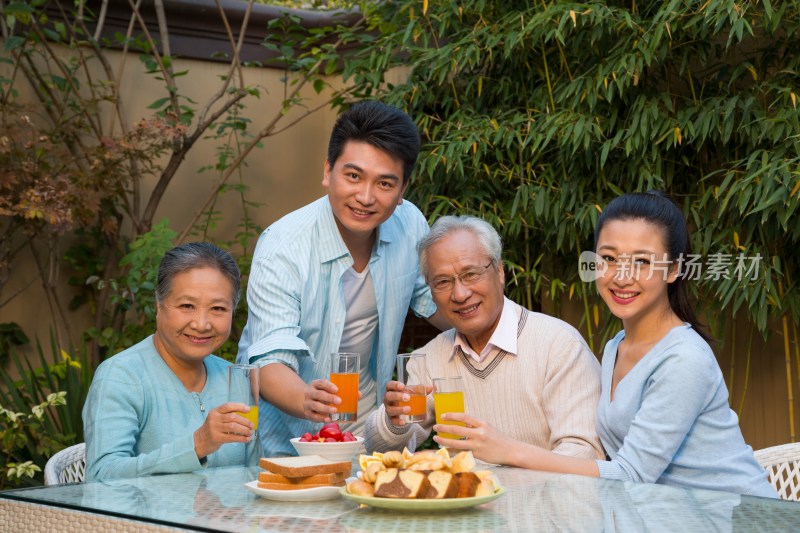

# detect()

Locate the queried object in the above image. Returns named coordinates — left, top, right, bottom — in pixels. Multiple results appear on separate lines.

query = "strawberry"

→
left=319, top=424, right=343, bottom=441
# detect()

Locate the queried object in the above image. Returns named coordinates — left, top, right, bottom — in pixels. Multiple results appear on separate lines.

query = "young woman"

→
left=435, top=192, right=776, bottom=497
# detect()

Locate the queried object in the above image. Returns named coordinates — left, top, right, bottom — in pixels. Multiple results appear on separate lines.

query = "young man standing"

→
left=237, top=101, right=447, bottom=456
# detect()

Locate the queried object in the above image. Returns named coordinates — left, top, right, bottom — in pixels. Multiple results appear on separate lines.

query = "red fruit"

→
left=298, top=432, right=313, bottom=442
left=321, top=422, right=341, bottom=432
left=324, top=437, right=338, bottom=443
left=319, top=425, right=343, bottom=441
left=341, top=432, right=357, bottom=442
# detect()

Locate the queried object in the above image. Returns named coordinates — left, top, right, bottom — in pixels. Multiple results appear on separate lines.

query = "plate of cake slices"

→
left=340, top=448, right=505, bottom=510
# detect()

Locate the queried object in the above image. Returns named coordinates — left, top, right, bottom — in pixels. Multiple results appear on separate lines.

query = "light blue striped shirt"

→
left=237, top=196, right=436, bottom=456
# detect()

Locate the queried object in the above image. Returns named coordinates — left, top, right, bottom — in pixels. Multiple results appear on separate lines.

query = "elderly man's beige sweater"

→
left=364, top=300, right=604, bottom=460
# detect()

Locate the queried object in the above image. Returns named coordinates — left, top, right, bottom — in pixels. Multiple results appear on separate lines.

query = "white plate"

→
left=244, top=480, right=346, bottom=502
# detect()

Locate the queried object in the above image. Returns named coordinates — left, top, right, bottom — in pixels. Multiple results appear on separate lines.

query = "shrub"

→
left=0, top=337, right=93, bottom=488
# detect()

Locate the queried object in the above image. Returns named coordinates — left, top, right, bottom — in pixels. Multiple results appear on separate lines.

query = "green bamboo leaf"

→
left=749, top=188, right=786, bottom=217
left=147, top=97, right=170, bottom=110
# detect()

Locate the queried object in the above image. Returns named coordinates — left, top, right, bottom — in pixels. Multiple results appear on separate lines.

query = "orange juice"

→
left=235, top=405, right=259, bottom=429
left=331, top=372, right=359, bottom=421
left=433, top=391, right=465, bottom=439
left=399, top=384, right=427, bottom=422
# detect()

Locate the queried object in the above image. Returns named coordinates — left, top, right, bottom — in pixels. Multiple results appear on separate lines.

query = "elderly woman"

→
left=83, top=242, right=257, bottom=481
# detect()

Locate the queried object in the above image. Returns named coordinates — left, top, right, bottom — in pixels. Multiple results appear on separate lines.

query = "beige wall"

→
left=0, top=49, right=335, bottom=347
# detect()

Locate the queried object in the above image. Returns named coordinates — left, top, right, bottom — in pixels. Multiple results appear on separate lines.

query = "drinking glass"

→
left=397, top=353, right=428, bottom=423
left=330, top=352, right=360, bottom=422
left=228, top=364, right=259, bottom=431
left=433, top=376, right=466, bottom=440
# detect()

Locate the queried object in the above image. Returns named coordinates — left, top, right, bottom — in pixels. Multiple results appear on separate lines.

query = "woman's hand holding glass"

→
left=228, top=364, right=259, bottom=430
left=193, top=402, right=255, bottom=460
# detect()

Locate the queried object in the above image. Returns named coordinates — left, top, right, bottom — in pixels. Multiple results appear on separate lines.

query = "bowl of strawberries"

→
left=290, top=423, right=365, bottom=462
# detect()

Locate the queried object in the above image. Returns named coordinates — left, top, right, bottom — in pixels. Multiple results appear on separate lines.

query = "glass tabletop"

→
left=1, top=465, right=798, bottom=532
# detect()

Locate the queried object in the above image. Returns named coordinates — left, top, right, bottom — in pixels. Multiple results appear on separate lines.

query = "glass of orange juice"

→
left=228, top=364, right=259, bottom=431
left=330, top=352, right=360, bottom=422
left=433, top=376, right=466, bottom=440
left=397, top=353, right=428, bottom=423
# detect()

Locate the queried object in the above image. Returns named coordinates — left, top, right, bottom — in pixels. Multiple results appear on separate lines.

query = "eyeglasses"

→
left=428, top=262, right=495, bottom=293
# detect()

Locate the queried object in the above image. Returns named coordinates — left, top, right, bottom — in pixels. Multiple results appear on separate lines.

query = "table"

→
left=1, top=465, right=798, bottom=532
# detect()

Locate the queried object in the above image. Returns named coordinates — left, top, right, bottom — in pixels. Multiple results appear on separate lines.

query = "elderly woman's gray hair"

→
left=417, top=215, right=503, bottom=278
left=156, top=242, right=241, bottom=308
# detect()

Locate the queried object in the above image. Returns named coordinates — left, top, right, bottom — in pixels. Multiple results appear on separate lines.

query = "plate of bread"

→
left=341, top=448, right=505, bottom=510
left=246, top=455, right=353, bottom=502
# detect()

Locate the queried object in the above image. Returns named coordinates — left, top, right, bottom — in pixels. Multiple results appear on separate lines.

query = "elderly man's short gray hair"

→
left=417, top=215, right=503, bottom=278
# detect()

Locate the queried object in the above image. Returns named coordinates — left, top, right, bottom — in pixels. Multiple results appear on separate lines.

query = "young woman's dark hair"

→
left=326, top=100, right=421, bottom=184
left=594, top=191, right=711, bottom=342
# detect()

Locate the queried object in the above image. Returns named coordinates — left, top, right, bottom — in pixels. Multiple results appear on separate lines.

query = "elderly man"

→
left=364, top=215, right=604, bottom=461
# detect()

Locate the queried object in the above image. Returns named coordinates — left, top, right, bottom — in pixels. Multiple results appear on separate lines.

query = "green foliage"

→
left=83, top=219, right=176, bottom=356
left=347, top=0, right=800, bottom=348
left=1, top=392, right=66, bottom=487
left=0, top=337, right=93, bottom=488
left=0, top=322, right=29, bottom=366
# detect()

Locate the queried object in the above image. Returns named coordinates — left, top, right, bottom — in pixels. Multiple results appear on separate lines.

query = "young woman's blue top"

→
left=596, top=325, right=776, bottom=498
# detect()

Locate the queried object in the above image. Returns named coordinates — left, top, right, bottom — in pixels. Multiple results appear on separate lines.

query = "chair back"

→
left=43, top=442, right=86, bottom=485
left=753, top=442, right=800, bottom=501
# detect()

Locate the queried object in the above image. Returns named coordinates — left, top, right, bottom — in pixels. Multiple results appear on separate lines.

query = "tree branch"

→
left=140, top=89, right=249, bottom=231
left=195, top=0, right=252, bottom=128
left=0, top=276, right=38, bottom=309
left=28, top=240, right=76, bottom=350
left=176, top=84, right=356, bottom=244
left=126, top=0, right=180, bottom=119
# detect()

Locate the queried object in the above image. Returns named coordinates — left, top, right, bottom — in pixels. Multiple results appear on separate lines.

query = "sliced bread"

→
left=259, top=455, right=352, bottom=478
left=257, top=480, right=345, bottom=491
left=258, top=471, right=346, bottom=485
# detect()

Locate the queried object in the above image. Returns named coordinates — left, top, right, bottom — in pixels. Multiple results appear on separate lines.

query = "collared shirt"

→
left=452, top=297, right=519, bottom=363
left=237, top=196, right=436, bottom=456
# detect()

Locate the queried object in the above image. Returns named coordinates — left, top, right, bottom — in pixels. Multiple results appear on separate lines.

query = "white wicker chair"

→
left=43, top=442, right=86, bottom=485
left=753, top=442, right=800, bottom=501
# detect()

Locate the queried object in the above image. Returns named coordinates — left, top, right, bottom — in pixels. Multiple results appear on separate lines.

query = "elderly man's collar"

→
left=450, top=297, right=522, bottom=363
